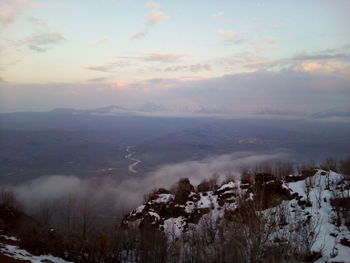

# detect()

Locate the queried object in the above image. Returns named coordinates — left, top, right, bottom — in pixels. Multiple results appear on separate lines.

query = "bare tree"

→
left=272, top=162, right=294, bottom=180
left=0, top=187, right=21, bottom=210
left=57, top=194, right=77, bottom=233
left=37, top=200, right=54, bottom=227
left=321, top=157, right=338, bottom=172
left=78, top=194, right=97, bottom=238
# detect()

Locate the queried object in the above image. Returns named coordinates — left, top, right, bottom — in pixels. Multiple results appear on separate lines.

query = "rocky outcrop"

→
left=253, top=173, right=292, bottom=209
left=123, top=173, right=294, bottom=231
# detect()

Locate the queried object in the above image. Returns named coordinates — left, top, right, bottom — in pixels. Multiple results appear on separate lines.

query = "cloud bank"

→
left=25, top=31, right=65, bottom=52
left=1, top=68, right=349, bottom=117
left=10, top=151, right=290, bottom=214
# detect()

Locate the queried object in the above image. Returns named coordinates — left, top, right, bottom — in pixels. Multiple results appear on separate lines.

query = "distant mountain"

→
left=87, top=105, right=128, bottom=113
left=49, top=108, right=80, bottom=114
left=167, top=103, right=228, bottom=114
left=251, top=107, right=301, bottom=116
left=49, top=103, right=230, bottom=116
left=134, top=102, right=166, bottom=112
left=50, top=105, right=129, bottom=115
left=311, top=107, right=350, bottom=119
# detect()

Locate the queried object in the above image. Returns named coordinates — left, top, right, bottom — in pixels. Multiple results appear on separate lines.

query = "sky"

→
left=0, top=0, right=349, bottom=116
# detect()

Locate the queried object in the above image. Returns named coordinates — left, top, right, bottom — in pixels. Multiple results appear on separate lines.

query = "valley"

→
left=1, top=110, right=350, bottom=184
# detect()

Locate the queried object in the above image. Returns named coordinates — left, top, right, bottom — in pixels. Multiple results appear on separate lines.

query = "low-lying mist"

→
left=4, top=151, right=292, bottom=230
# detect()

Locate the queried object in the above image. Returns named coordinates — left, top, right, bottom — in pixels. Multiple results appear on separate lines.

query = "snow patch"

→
left=0, top=244, right=73, bottom=263
left=152, top=193, right=174, bottom=204
left=0, top=235, right=18, bottom=241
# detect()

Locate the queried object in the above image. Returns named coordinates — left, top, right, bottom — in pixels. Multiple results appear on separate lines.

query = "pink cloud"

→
left=294, top=60, right=350, bottom=74
left=165, top=64, right=211, bottom=72
left=89, top=36, right=109, bottom=46
left=145, top=10, right=169, bottom=25
left=0, top=0, right=38, bottom=25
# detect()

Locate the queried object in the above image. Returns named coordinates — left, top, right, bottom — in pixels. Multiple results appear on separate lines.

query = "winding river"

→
left=125, top=146, right=141, bottom=173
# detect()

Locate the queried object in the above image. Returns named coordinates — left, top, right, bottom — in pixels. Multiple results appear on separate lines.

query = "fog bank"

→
left=11, top=151, right=290, bottom=216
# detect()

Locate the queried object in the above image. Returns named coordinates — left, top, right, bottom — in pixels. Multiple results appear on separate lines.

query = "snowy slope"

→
left=287, top=170, right=350, bottom=262
left=0, top=234, right=73, bottom=263
left=123, top=170, right=350, bottom=262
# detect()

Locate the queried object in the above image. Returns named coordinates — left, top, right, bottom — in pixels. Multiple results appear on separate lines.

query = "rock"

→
left=174, top=178, right=195, bottom=204
left=340, top=237, right=350, bottom=247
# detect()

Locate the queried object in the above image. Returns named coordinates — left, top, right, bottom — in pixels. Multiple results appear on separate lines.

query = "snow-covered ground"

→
left=125, top=169, right=350, bottom=262
left=0, top=234, right=18, bottom=242
left=287, top=170, right=350, bottom=263
left=0, top=234, right=73, bottom=263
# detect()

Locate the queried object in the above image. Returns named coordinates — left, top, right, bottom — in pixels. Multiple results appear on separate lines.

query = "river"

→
left=125, top=146, right=141, bottom=173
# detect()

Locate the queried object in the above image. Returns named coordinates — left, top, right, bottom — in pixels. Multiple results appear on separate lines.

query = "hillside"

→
left=0, top=204, right=72, bottom=263
left=123, top=169, right=350, bottom=262
left=1, top=164, right=349, bottom=262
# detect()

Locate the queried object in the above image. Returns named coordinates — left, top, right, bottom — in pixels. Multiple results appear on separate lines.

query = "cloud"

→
left=145, top=0, right=165, bottom=19
left=165, top=64, right=211, bottom=72
left=89, top=36, right=109, bottom=46
left=189, top=64, right=211, bottom=72
left=146, top=151, right=290, bottom=188
left=251, top=107, right=301, bottom=117
left=145, top=52, right=184, bottom=62
left=211, top=12, right=224, bottom=19
left=216, top=29, right=236, bottom=39
left=87, top=77, right=109, bottom=82
left=0, top=0, right=38, bottom=25
left=0, top=59, right=20, bottom=72
left=221, top=52, right=272, bottom=71
left=292, top=53, right=350, bottom=62
left=147, top=1, right=160, bottom=9
left=27, top=16, right=46, bottom=26
left=127, top=2, right=166, bottom=41
left=145, top=10, right=169, bottom=25
left=146, top=70, right=350, bottom=116
left=4, top=66, right=350, bottom=116
left=24, top=31, right=65, bottom=52
left=249, top=43, right=273, bottom=52
left=86, top=66, right=113, bottom=73
left=294, top=60, right=349, bottom=74
left=128, top=31, right=146, bottom=40
left=86, top=52, right=186, bottom=73
left=216, top=29, right=248, bottom=44
left=311, top=107, right=350, bottom=119
left=164, top=65, right=187, bottom=72
left=2, top=47, right=350, bottom=116
left=286, top=47, right=350, bottom=66
left=251, top=49, right=350, bottom=74
left=10, top=151, right=290, bottom=214
left=0, top=10, right=14, bottom=24
left=221, top=47, right=350, bottom=73
left=86, top=61, right=129, bottom=73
